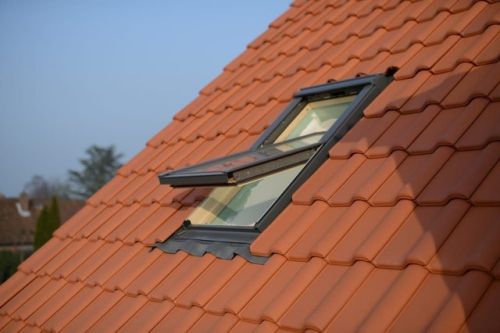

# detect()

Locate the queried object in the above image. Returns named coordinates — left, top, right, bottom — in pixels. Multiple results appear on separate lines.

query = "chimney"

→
left=19, top=192, right=30, bottom=211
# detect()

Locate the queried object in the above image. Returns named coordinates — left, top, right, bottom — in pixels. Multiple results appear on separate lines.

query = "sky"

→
left=0, top=0, right=290, bottom=197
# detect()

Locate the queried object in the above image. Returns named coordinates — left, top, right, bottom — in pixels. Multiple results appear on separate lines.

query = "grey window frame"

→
left=156, top=72, right=394, bottom=261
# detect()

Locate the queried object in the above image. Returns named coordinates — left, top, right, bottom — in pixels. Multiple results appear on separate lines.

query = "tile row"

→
left=202, top=13, right=498, bottom=98
left=250, top=0, right=499, bottom=52
left=201, top=2, right=499, bottom=95
left=11, top=210, right=500, bottom=310
left=133, top=95, right=498, bottom=179
left=226, top=0, right=490, bottom=74
left=168, top=59, right=498, bottom=154
left=296, top=140, right=500, bottom=206
left=123, top=93, right=497, bottom=205
left=68, top=141, right=499, bottom=245
left=331, top=98, right=499, bottom=158
left=2, top=261, right=499, bottom=332
left=145, top=56, right=498, bottom=158
left=251, top=199, right=500, bottom=274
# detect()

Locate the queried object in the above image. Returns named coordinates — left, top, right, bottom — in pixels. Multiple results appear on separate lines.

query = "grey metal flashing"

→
left=155, top=238, right=268, bottom=265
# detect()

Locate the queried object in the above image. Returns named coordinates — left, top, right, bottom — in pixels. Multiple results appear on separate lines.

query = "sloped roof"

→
left=1, top=0, right=499, bottom=331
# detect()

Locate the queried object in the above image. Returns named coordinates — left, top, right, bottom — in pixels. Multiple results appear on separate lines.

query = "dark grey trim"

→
left=158, top=141, right=320, bottom=187
left=155, top=239, right=268, bottom=264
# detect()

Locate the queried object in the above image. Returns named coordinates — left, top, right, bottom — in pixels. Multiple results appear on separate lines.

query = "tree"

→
left=0, top=251, right=21, bottom=282
left=23, top=175, right=71, bottom=203
left=68, top=145, right=123, bottom=198
left=33, top=197, right=60, bottom=250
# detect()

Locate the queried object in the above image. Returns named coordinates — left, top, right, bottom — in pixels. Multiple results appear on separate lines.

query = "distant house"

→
left=0, top=1, right=499, bottom=332
left=0, top=193, right=83, bottom=256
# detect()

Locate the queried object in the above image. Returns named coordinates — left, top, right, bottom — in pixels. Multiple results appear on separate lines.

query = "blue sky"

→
left=0, top=0, right=290, bottom=196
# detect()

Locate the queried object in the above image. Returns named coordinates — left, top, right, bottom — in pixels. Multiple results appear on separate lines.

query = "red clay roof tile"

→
left=418, top=142, right=499, bottom=204
left=457, top=101, right=500, bottom=149
left=427, top=206, right=500, bottom=274
left=150, top=305, right=203, bottom=332
left=387, top=271, right=491, bottom=333
left=1, top=1, right=499, bottom=331
left=117, top=299, right=174, bottom=333
left=461, top=281, right=500, bottom=333
left=409, top=98, right=489, bottom=153
left=87, top=295, right=148, bottom=333
left=27, top=281, right=81, bottom=325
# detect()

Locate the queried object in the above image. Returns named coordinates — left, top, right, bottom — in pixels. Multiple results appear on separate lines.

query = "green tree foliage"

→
left=0, top=251, right=21, bottom=282
left=33, top=197, right=61, bottom=250
left=68, top=145, right=123, bottom=198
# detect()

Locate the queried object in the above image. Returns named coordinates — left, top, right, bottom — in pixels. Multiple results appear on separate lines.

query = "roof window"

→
left=156, top=72, right=395, bottom=263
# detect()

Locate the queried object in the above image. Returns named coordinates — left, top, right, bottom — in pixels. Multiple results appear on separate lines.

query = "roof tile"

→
left=330, top=111, right=399, bottom=158
left=460, top=281, right=500, bottom=333
left=457, top=101, right=500, bottom=149
left=363, top=70, right=431, bottom=117
left=366, top=104, right=440, bottom=157
left=2, top=1, right=499, bottom=331
left=325, top=265, right=428, bottom=332
left=149, top=254, right=215, bottom=302
left=292, top=155, right=365, bottom=205
left=374, top=200, right=470, bottom=268
left=442, top=62, right=500, bottom=107
left=205, top=255, right=285, bottom=314
left=370, top=147, right=455, bottom=205
left=0, top=272, right=36, bottom=308
left=400, top=63, right=472, bottom=113
left=395, top=36, right=460, bottom=80
left=428, top=206, right=500, bottom=274
left=0, top=276, right=50, bottom=317
left=424, top=1, right=487, bottom=45
left=117, top=300, right=174, bottom=333
left=284, top=261, right=373, bottom=331
left=176, top=256, right=245, bottom=308
left=326, top=201, right=414, bottom=264
left=432, top=25, right=499, bottom=73
left=27, top=281, right=82, bottom=325
left=409, top=98, right=489, bottom=153
left=67, top=241, right=122, bottom=282
left=87, top=295, right=148, bottom=333
left=461, top=1, right=500, bottom=36
left=103, top=247, right=161, bottom=292
left=125, top=251, right=186, bottom=296
left=240, top=258, right=325, bottom=322
left=471, top=161, right=500, bottom=204
left=150, top=306, right=203, bottom=333
left=85, top=243, right=143, bottom=287
left=189, top=313, right=238, bottom=333
left=387, top=271, right=491, bottom=333
left=418, top=142, right=499, bottom=204
left=287, top=202, right=368, bottom=260
left=328, top=151, right=407, bottom=205
left=43, top=287, right=102, bottom=331
left=59, top=290, right=122, bottom=333
left=250, top=202, right=328, bottom=257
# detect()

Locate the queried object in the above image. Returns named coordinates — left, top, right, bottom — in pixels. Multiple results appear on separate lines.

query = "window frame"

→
left=157, top=73, right=394, bottom=247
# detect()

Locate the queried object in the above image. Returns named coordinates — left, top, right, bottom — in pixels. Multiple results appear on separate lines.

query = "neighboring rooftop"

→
left=0, top=195, right=84, bottom=249
left=1, top=0, right=499, bottom=332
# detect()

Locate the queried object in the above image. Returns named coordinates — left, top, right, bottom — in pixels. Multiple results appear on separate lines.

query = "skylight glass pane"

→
left=274, top=94, right=356, bottom=144
left=188, top=164, right=304, bottom=226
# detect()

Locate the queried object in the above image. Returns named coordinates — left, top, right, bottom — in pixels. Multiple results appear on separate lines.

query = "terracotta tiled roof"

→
left=1, top=0, right=499, bottom=331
